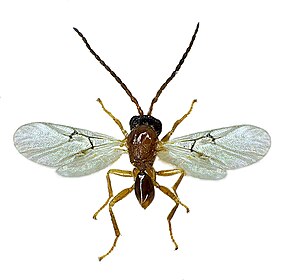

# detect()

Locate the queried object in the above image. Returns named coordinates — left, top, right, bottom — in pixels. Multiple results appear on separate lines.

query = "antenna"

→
left=147, top=23, right=200, bottom=115
left=73, top=27, right=144, bottom=116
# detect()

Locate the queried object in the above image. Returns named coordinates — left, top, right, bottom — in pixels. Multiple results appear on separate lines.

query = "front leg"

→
left=161, top=99, right=197, bottom=142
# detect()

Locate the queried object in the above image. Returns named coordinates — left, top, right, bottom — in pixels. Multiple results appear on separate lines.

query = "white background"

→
left=0, top=1, right=299, bottom=279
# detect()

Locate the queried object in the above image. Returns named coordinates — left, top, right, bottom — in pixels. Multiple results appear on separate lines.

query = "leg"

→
left=99, top=185, right=134, bottom=261
left=93, top=169, right=133, bottom=220
left=155, top=182, right=189, bottom=250
left=156, top=169, right=186, bottom=249
left=167, top=204, right=179, bottom=249
left=161, top=99, right=197, bottom=142
left=97, top=98, right=128, bottom=137
left=155, top=183, right=189, bottom=213
left=156, top=168, right=185, bottom=196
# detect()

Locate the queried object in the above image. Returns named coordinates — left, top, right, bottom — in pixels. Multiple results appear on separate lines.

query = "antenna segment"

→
left=73, top=27, right=144, bottom=116
left=147, top=23, right=200, bottom=115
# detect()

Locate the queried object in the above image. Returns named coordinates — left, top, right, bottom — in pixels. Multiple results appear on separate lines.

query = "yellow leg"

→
left=97, top=98, right=128, bottom=137
left=93, top=169, right=133, bottom=220
left=154, top=183, right=189, bottom=213
left=99, top=186, right=134, bottom=261
left=156, top=169, right=187, bottom=249
left=167, top=204, right=179, bottom=249
left=161, top=99, right=197, bottom=142
left=154, top=181, right=189, bottom=250
left=156, top=169, right=185, bottom=196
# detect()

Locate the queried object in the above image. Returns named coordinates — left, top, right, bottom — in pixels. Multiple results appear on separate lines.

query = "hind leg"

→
left=154, top=175, right=189, bottom=250
left=98, top=185, right=134, bottom=261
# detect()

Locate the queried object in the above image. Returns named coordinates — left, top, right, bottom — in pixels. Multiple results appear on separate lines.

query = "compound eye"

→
left=129, top=116, right=140, bottom=130
left=151, top=119, right=162, bottom=136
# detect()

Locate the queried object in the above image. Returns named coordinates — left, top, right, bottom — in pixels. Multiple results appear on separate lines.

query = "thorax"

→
left=126, top=125, right=158, bottom=171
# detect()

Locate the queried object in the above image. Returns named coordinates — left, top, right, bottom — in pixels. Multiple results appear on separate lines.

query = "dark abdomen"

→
left=134, top=171, right=155, bottom=209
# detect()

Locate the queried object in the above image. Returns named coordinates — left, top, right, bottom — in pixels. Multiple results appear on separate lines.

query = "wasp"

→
left=14, top=23, right=271, bottom=260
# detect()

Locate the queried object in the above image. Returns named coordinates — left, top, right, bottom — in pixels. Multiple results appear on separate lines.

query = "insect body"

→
left=13, top=23, right=271, bottom=261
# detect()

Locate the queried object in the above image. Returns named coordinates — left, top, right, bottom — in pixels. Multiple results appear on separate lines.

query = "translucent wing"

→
left=158, top=125, right=271, bottom=180
left=13, top=122, right=126, bottom=177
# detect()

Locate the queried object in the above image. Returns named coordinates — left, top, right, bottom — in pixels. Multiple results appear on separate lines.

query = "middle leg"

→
left=93, top=169, right=133, bottom=220
left=156, top=168, right=185, bottom=196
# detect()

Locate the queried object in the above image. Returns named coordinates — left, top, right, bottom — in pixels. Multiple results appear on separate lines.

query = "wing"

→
left=13, top=122, right=126, bottom=177
left=158, top=125, right=271, bottom=180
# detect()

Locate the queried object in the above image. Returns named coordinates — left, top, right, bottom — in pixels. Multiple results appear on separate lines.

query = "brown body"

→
left=127, top=125, right=158, bottom=171
left=74, top=23, right=199, bottom=260
left=126, top=124, right=159, bottom=208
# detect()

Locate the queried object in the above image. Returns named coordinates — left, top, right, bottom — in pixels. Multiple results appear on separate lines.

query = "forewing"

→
left=13, top=122, right=126, bottom=177
left=158, top=125, right=271, bottom=180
